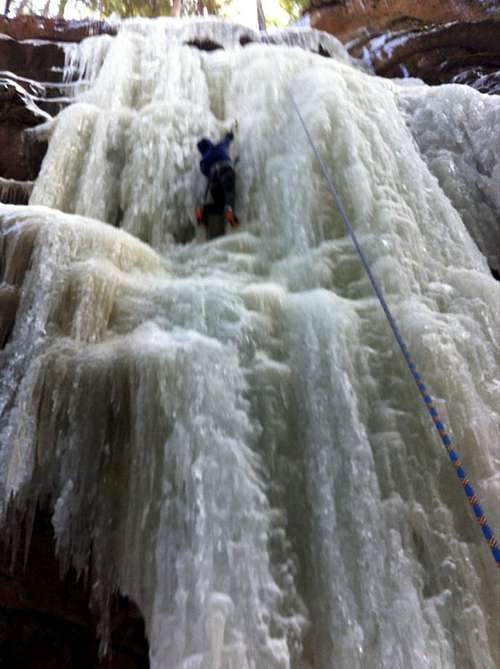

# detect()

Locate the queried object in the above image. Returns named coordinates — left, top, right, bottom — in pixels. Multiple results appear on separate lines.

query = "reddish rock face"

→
left=308, top=0, right=497, bottom=40
left=354, top=19, right=500, bottom=95
left=0, top=19, right=78, bottom=201
left=0, top=14, right=117, bottom=42
left=0, top=75, right=50, bottom=180
left=0, top=79, right=63, bottom=188
left=0, top=76, right=50, bottom=126
left=308, top=0, right=500, bottom=93
left=0, top=16, right=118, bottom=202
left=0, top=123, right=47, bottom=181
left=0, top=32, right=66, bottom=81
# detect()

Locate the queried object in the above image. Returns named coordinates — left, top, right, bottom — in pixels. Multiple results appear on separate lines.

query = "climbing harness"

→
left=290, top=95, right=500, bottom=567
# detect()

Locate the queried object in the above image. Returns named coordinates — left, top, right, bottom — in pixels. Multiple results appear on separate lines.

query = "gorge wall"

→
left=1, top=5, right=499, bottom=204
left=0, top=3, right=495, bottom=669
left=0, top=15, right=115, bottom=205
left=308, top=0, right=500, bottom=93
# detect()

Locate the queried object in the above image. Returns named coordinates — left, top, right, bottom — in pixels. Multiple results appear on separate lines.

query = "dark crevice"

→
left=0, top=507, right=149, bottom=669
left=184, top=38, right=223, bottom=52
left=239, top=35, right=255, bottom=47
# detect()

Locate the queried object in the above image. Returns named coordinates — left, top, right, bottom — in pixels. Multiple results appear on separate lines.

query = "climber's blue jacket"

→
left=197, top=133, right=234, bottom=177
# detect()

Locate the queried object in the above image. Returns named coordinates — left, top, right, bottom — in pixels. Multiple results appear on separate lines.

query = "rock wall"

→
left=0, top=14, right=116, bottom=41
left=0, top=509, right=149, bottom=668
left=307, top=0, right=497, bottom=40
left=0, top=19, right=67, bottom=202
left=0, top=16, right=115, bottom=204
left=308, top=0, right=500, bottom=93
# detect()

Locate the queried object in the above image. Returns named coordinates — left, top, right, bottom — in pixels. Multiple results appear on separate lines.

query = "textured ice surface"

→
left=396, top=82, right=500, bottom=274
left=62, top=17, right=355, bottom=89
left=2, top=17, right=500, bottom=669
left=0, top=177, right=34, bottom=203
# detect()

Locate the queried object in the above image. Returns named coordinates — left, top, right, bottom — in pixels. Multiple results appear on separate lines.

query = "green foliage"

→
left=85, top=0, right=167, bottom=18
left=84, top=0, right=229, bottom=19
left=181, top=0, right=230, bottom=16
left=279, top=0, right=309, bottom=21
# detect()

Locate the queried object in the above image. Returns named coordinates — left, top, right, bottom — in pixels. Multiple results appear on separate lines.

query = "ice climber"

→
left=195, top=126, right=239, bottom=239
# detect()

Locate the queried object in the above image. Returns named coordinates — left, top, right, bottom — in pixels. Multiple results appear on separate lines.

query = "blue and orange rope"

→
left=291, top=94, right=499, bottom=566
left=402, top=344, right=500, bottom=564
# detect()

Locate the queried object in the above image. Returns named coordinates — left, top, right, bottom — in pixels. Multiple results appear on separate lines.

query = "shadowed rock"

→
left=308, top=0, right=497, bottom=42
left=0, top=75, right=50, bottom=181
left=0, top=25, right=77, bottom=186
left=0, top=14, right=117, bottom=42
left=0, top=176, right=34, bottom=206
left=352, top=19, right=500, bottom=94
left=239, top=34, right=255, bottom=47
left=185, top=37, right=224, bottom=51
left=308, top=0, right=500, bottom=93
left=0, top=508, right=149, bottom=669
left=0, top=33, right=66, bottom=82
left=0, top=75, right=50, bottom=125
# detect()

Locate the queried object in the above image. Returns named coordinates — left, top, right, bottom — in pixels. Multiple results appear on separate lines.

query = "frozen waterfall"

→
left=0, top=17, right=499, bottom=669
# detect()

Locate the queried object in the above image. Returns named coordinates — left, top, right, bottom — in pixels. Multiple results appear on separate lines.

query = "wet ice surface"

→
left=2, top=18, right=500, bottom=669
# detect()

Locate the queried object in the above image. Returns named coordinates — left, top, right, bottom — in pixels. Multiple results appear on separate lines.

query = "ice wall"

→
left=1, top=18, right=499, bottom=669
left=396, top=82, right=500, bottom=275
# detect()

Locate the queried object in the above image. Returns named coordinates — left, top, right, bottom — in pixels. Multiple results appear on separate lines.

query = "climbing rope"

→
left=290, top=95, right=500, bottom=567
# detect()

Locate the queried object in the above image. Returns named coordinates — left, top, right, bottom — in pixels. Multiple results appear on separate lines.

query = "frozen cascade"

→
left=0, top=17, right=499, bottom=669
